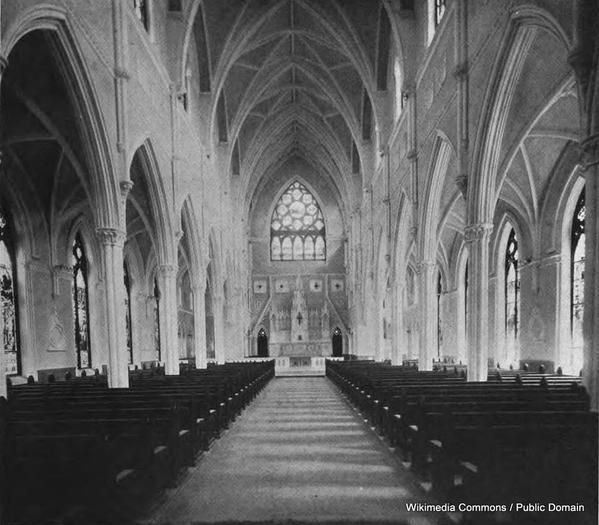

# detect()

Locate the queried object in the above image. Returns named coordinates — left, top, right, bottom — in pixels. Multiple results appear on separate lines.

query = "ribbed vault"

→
left=190, top=0, right=392, bottom=213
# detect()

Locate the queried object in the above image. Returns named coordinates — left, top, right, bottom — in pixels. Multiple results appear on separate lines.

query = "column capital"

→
left=157, top=264, right=178, bottom=277
left=96, top=227, right=126, bottom=247
left=119, top=180, right=134, bottom=200
left=417, top=260, right=436, bottom=274
left=192, top=281, right=207, bottom=295
left=464, top=223, right=493, bottom=243
left=581, top=134, right=599, bottom=169
left=53, top=264, right=73, bottom=275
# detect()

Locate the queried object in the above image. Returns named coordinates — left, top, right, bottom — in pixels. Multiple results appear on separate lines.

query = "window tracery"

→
left=270, top=181, right=326, bottom=261
left=505, top=228, right=520, bottom=361
left=72, top=233, right=91, bottom=369
left=0, top=210, right=20, bottom=376
left=124, top=262, right=133, bottom=365
left=571, top=189, right=585, bottom=362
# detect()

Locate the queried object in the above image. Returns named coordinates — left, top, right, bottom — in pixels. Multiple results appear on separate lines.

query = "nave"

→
left=147, top=376, right=438, bottom=525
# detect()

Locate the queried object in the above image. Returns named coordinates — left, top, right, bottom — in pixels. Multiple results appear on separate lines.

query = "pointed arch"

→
left=468, top=6, right=571, bottom=224
left=128, top=140, right=175, bottom=265
left=269, top=180, right=327, bottom=262
left=420, top=133, right=455, bottom=261
left=2, top=8, right=120, bottom=229
left=180, top=196, right=204, bottom=285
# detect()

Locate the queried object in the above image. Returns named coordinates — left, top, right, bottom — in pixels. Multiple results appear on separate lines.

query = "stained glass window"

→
left=0, top=210, right=20, bottom=376
left=153, top=278, right=161, bottom=362
left=133, top=0, right=149, bottom=30
left=437, top=271, right=443, bottom=357
left=571, top=189, right=585, bottom=370
left=72, top=234, right=91, bottom=369
left=464, top=261, right=468, bottom=333
left=124, top=262, right=133, bottom=365
left=270, top=181, right=326, bottom=261
left=505, top=228, right=519, bottom=363
left=434, top=0, right=446, bottom=26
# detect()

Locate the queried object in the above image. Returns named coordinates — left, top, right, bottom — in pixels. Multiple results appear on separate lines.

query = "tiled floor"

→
left=146, top=377, right=441, bottom=524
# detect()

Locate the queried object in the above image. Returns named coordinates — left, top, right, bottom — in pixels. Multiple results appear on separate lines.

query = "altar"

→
left=275, top=355, right=326, bottom=376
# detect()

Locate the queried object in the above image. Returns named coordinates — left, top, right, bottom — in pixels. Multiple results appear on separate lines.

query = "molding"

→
left=157, top=264, right=178, bottom=277
left=119, top=180, right=134, bottom=200
left=114, top=67, right=130, bottom=80
left=464, top=223, right=493, bottom=243
left=96, top=228, right=126, bottom=246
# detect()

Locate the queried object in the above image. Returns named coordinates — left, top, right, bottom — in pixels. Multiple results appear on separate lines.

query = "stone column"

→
left=96, top=228, right=129, bottom=388
left=465, top=223, right=493, bottom=381
left=418, top=261, right=437, bottom=371
left=192, top=282, right=207, bottom=369
left=0, top=55, right=6, bottom=398
left=213, top=293, right=225, bottom=364
left=582, top=135, right=599, bottom=410
left=157, top=264, right=179, bottom=375
left=392, top=284, right=405, bottom=365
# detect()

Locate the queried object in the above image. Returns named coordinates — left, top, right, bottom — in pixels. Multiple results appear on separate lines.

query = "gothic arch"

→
left=178, top=0, right=210, bottom=92
left=128, top=140, right=176, bottom=265
left=419, top=133, right=456, bottom=261
left=180, top=196, right=204, bottom=286
left=2, top=8, right=120, bottom=229
left=469, top=6, right=572, bottom=225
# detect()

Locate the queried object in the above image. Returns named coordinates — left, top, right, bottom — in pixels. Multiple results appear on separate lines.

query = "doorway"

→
left=332, top=327, right=343, bottom=357
left=257, top=328, right=269, bottom=357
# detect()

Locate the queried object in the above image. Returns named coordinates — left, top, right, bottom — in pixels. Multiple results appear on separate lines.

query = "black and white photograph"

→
left=0, top=1, right=597, bottom=524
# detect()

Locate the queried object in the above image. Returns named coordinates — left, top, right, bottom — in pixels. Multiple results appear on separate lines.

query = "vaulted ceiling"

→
left=190, top=0, right=393, bottom=207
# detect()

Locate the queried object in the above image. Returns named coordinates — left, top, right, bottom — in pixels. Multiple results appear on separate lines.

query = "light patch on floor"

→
left=145, top=377, right=443, bottom=525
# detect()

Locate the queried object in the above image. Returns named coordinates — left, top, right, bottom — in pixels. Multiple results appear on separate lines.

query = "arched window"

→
left=504, top=228, right=520, bottom=360
left=124, top=261, right=133, bottom=365
left=437, top=271, right=443, bottom=358
left=153, top=278, right=161, bottom=362
left=133, top=0, right=149, bottom=30
left=72, top=234, right=91, bottom=369
left=464, top=261, right=468, bottom=332
left=570, top=189, right=585, bottom=365
left=393, top=56, right=403, bottom=121
left=434, top=0, right=447, bottom=26
left=0, top=210, right=20, bottom=376
left=270, top=181, right=326, bottom=261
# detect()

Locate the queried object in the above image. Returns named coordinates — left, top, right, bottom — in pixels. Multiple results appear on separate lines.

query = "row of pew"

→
left=327, top=360, right=597, bottom=525
left=0, top=361, right=274, bottom=525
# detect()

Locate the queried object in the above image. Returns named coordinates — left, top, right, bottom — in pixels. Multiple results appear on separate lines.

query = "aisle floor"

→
left=146, top=377, right=442, bottom=524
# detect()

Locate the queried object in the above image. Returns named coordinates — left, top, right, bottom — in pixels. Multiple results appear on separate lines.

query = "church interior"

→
left=0, top=0, right=598, bottom=524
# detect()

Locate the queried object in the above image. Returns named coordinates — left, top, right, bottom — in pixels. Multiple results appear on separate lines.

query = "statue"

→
left=291, top=276, right=308, bottom=342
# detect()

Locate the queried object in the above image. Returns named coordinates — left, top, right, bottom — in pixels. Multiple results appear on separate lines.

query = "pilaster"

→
left=156, top=264, right=179, bottom=375
left=213, top=292, right=225, bottom=364
left=418, top=260, right=437, bottom=370
left=464, top=223, right=493, bottom=381
left=96, top=228, right=129, bottom=388
left=192, top=283, right=207, bottom=369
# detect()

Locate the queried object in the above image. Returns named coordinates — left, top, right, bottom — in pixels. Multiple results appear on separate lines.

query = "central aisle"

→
left=147, top=377, right=440, bottom=524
